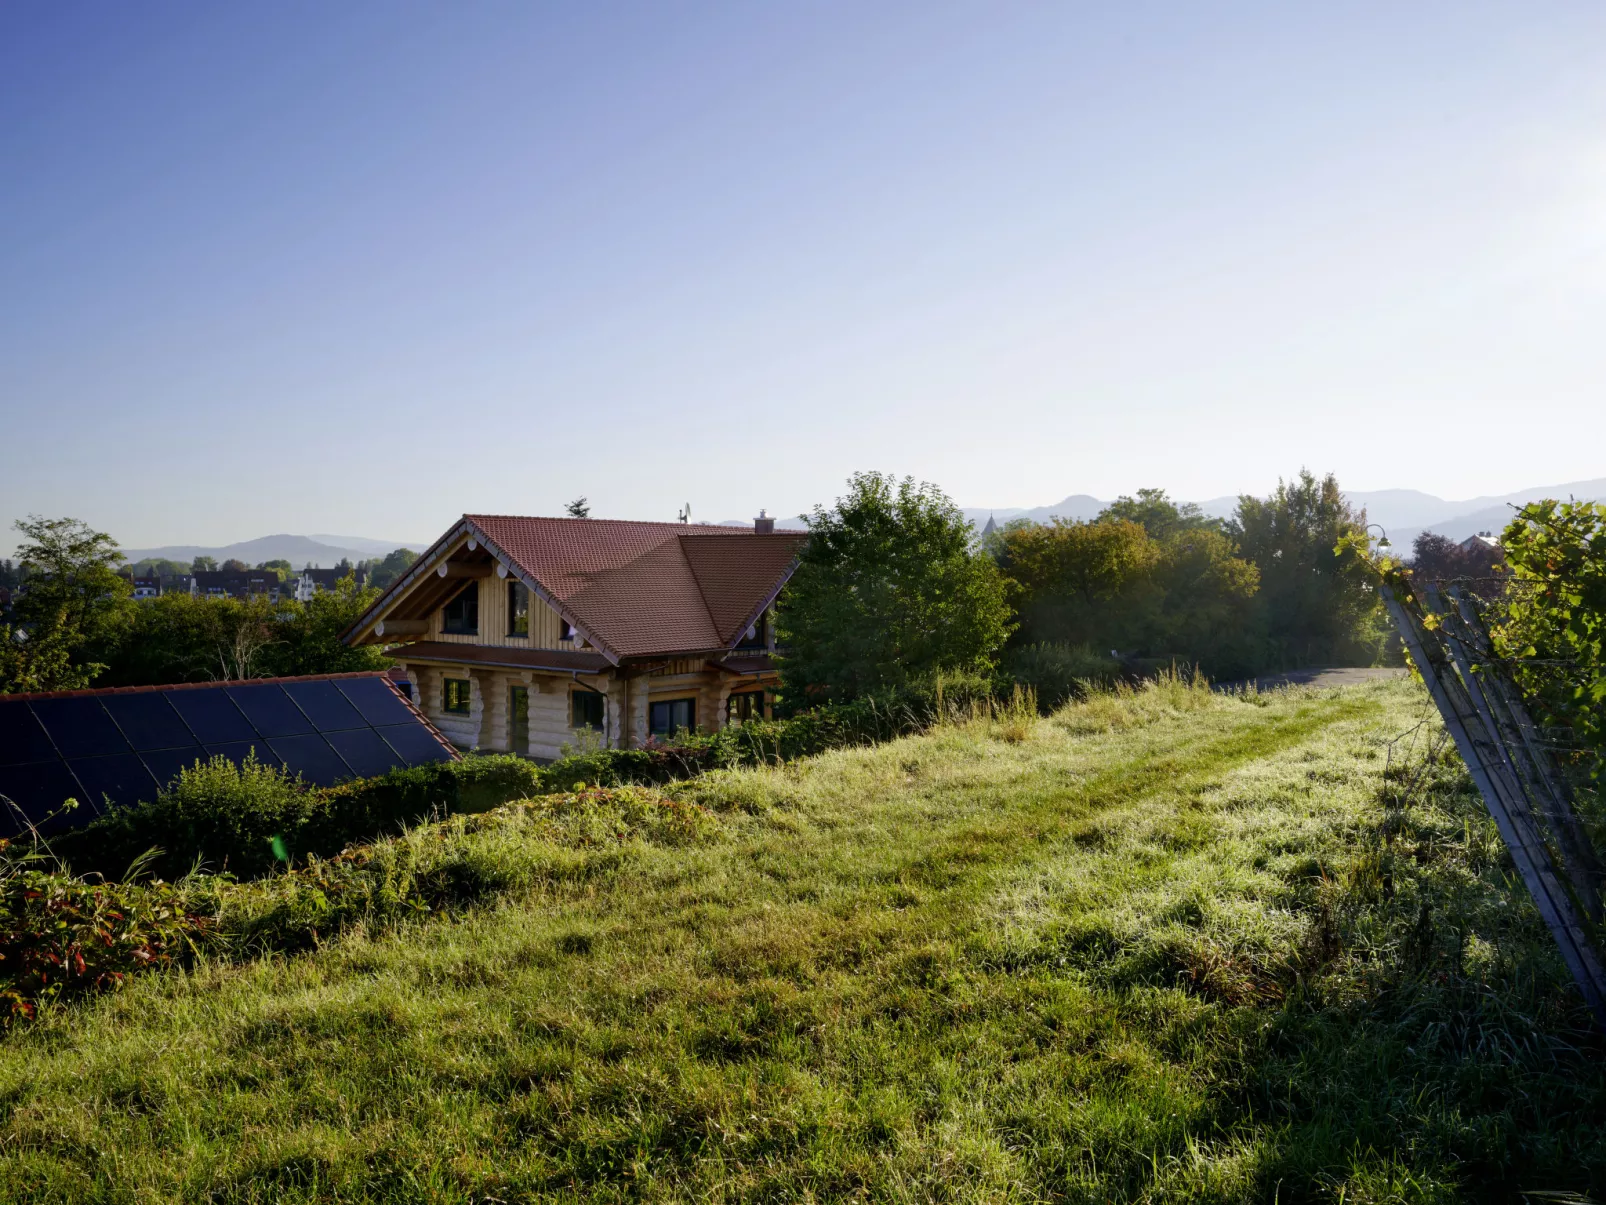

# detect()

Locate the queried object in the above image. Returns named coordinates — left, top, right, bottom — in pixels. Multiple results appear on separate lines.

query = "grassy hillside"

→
left=2, top=677, right=1602, bottom=1203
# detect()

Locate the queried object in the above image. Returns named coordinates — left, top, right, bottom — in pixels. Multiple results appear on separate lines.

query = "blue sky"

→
left=4, top=2, right=1605, bottom=548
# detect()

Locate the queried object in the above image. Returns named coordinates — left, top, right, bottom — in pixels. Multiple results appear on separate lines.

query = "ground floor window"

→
left=509, top=685, right=529, bottom=755
left=728, top=690, right=766, bottom=724
left=572, top=689, right=605, bottom=731
left=443, top=678, right=472, bottom=715
left=649, top=697, right=695, bottom=738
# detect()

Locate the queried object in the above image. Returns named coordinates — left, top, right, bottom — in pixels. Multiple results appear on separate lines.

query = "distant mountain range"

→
left=123, top=478, right=1606, bottom=568
left=963, top=477, right=1606, bottom=551
left=121, top=533, right=427, bottom=569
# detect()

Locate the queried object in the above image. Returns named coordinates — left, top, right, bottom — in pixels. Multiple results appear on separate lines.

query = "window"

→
left=728, top=691, right=765, bottom=724
left=571, top=689, right=605, bottom=731
left=649, top=698, right=695, bottom=738
left=441, top=582, right=478, bottom=634
left=737, top=612, right=767, bottom=649
left=508, top=686, right=529, bottom=755
left=443, top=678, right=472, bottom=715
left=507, top=581, right=529, bottom=636
left=559, top=618, right=578, bottom=642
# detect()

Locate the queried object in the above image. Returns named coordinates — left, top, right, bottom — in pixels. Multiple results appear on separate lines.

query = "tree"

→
left=366, top=547, right=419, bottom=590
left=565, top=497, right=591, bottom=519
left=219, top=558, right=249, bottom=573
left=264, top=578, right=390, bottom=677
left=1228, top=470, right=1381, bottom=667
left=1490, top=500, right=1606, bottom=774
left=0, top=516, right=134, bottom=693
left=778, top=473, right=1014, bottom=701
left=1410, top=531, right=1502, bottom=580
left=994, top=513, right=1262, bottom=677
left=191, top=555, right=217, bottom=573
left=1098, top=488, right=1219, bottom=539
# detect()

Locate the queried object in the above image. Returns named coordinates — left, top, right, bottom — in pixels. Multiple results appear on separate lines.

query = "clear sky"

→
left=4, top=2, right=1604, bottom=548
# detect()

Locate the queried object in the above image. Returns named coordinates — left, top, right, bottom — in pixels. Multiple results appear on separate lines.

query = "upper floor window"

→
left=737, top=612, right=767, bottom=649
left=442, top=581, right=479, bottom=635
left=559, top=618, right=578, bottom=642
left=507, top=581, right=529, bottom=636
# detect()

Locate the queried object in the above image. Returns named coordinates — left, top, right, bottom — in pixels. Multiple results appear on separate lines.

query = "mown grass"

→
left=0, top=676, right=1602, bottom=1203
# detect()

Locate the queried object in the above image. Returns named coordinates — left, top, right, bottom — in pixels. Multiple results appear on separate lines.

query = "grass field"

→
left=1, top=676, right=1602, bottom=1203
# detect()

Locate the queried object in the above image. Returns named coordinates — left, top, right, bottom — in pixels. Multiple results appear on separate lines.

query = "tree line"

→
left=0, top=517, right=390, bottom=694
left=778, top=469, right=1390, bottom=705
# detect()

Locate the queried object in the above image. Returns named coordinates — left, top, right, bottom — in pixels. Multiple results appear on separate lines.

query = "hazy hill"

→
left=121, top=533, right=426, bottom=569
left=966, top=477, right=1606, bottom=550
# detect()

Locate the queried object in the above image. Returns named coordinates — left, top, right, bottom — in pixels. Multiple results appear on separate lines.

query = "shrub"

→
left=0, top=839, right=209, bottom=1024
left=1001, top=642, right=1123, bottom=709
left=4, top=786, right=714, bottom=1022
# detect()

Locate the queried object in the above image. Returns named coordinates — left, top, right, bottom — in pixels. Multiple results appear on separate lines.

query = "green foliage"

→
left=565, top=497, right=591, bottom=519
left=1492, top=499, right=1606, bottom=773
left=126, top=558, right=189, bottom=579
left=779, top=472, right=1014, bottom=701
left=996, top=504, right=1263, bottom=679
left=1228, top=469, right=1383, bottom=668
left=0, top=516, right=133, bottom=694
left=190, top=555, right=216, bottom=573
left=1000, top=642, right=1123, bottom=708
left=363, top=547, right=419, bottom=590
left=1098, top=486, right=1221, bottom=538
left=0, top=840, right=207, bottom=1024
left=95, top=577, right=389, bottom=686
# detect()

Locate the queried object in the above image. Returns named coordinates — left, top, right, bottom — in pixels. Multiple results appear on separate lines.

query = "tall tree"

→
left=565, top=497, right=591, bottom=519
left=1098, top=488, right=1219, bottom=539
left=1228, top=470, right=1379, bottom=667
left=779, top=473, right=1013, bottom=701
left=191, top=555, right=217, bottom=573
left=0, top=516, right=133, bottom=693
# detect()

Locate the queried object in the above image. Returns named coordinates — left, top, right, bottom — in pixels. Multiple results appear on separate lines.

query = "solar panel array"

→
left=0, top=674, right=457, bottom=837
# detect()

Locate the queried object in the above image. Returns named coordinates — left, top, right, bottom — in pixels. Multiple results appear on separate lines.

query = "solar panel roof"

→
left=0, top=673, right=457, bottom=839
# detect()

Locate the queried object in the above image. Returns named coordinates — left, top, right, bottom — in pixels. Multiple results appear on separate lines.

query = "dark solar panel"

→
left=326, top=727, right=405, bottom=779
left=141, top=746, right=207, bottom=792
left=282, top=680, right=365, bottom=732
left=0, top=675, right=454, bottom=837
left=0, top=699, right=59, bottom=766
left=168, top=688, right=256, bottom=744
left=377, top=722, right=455, bottom=766
left=102, top=692, right=196, bottom=751
left=29, top=697, right=131, bottom=759
left=269, top=734, right=353, bottom=787
left=202, top=742, right=283, bottom=773
left=336, top=676, right=417, bottom=726
left=68, top=754, right=159, bottom=812
left=0, top=761, right=88, bottom=836
left=227, top=684, right=315, bottom=738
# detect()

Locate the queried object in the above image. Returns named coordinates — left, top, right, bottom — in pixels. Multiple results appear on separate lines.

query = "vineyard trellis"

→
left=1377, top=573, right=1606, bottom=1030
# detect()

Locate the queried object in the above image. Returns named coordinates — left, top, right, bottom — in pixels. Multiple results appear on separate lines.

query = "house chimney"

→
left=754, top=509, right=774, bottom=535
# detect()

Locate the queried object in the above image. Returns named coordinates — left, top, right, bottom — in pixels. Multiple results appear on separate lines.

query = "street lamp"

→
left=1366, top=523, right=1392, bottom=556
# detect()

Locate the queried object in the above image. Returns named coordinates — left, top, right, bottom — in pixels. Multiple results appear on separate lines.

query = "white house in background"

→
left=1460, top=531, right=1501, bottom=554
left=341, top=513, right=806, bottom=758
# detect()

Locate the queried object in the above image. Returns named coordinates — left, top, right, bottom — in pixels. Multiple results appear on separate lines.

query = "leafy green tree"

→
left=1492, top=499, right=1606, bottom=773
left=262, top=578, right=390, bottom=677
left=995, top=514, right=1262, bottom=676
left=779, top=473, right=1014, bottom=701
left=0, top=517, right=134, bottom=693
left=191, top=555, right=217, bottom=573
left=219, top=559, right=249, bottom=573
left=1098, top=488, right=1219, bottom=539
left=1228, top=470, right=1381, bottom=667
left=366, top=547, right=420, bottom=591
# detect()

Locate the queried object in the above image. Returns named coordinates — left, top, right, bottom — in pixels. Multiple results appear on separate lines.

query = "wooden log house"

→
left=342, top=513, right=805, bottom=757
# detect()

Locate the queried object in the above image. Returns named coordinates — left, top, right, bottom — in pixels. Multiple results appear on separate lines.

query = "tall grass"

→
left=1, top=676, right=1601, bottom=1202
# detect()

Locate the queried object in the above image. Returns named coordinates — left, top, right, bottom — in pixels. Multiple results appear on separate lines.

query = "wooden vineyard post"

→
left=1380, top=584, right=1606, bottom=1031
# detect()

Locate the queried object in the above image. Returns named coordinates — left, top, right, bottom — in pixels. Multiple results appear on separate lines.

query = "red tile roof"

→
left=440, top=516, right=804, bottom=661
